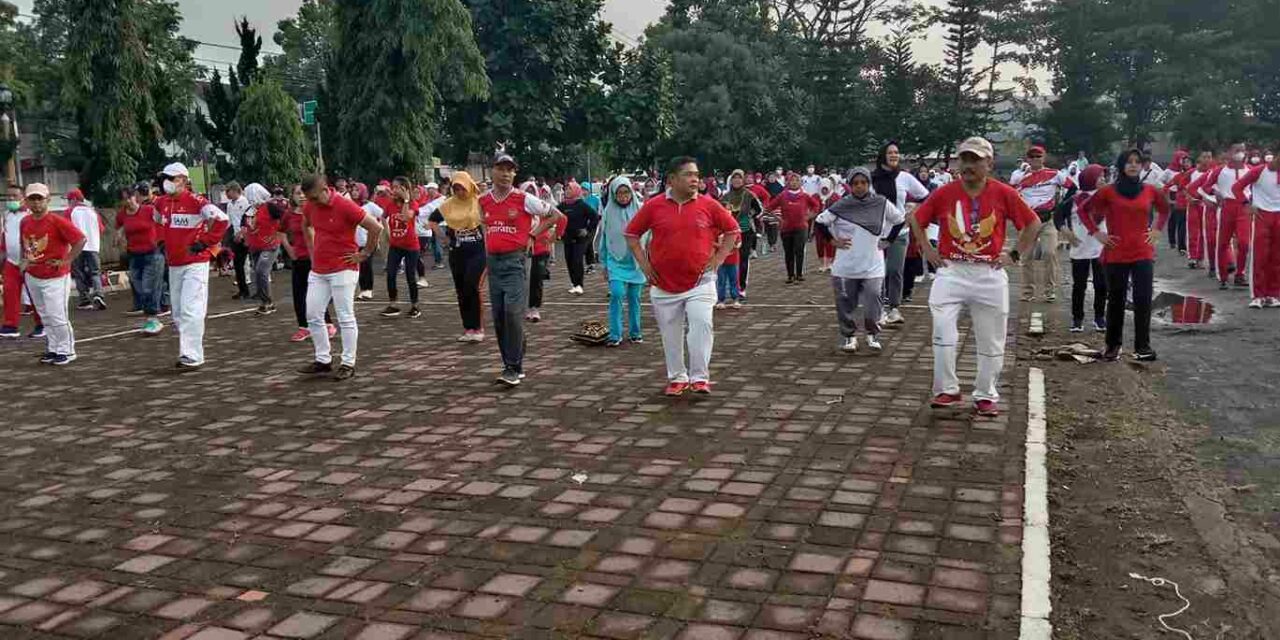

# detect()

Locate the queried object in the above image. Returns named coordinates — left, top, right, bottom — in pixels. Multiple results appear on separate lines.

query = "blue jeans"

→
left=128, top=251, right=165, bottom=315
left=716, top=264, right=741, bottom=302
left=608, top=279, right=643, bottom=341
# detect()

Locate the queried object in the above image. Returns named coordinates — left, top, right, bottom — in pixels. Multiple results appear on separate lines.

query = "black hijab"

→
left=1114, top=149, right=1144, bottom=200
left=871, top=141, right=900, bottom=206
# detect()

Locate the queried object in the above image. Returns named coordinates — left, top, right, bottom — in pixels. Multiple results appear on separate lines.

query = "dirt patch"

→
left=1028, top=333, right=1280, bottom=639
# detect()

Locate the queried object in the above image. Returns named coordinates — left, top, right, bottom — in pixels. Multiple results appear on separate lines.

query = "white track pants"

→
left=650, top=274, right=716, bottom=383
left=929, top=262, right=1009, bottom=402
left=170, top=262, right=210, bottom=364
left=25, top=274, right=74, bottom=356
left=308, top=269, right=358, bottom=366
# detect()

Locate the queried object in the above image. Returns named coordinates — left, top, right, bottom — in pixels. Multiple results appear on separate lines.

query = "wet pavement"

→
left=0, top=247, right=1034, bottom=639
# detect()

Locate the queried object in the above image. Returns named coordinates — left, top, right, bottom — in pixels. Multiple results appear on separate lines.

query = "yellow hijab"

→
left=439, top=171, right=482, bottom=230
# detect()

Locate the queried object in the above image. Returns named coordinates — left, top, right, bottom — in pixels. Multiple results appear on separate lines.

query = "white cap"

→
left=161, top=162, right=190, bottom=178
left=426, top=182, right=439, bottom=190
left=956, top=137, right=995, bottom=160
left=24, top=183, right=50, bottom=198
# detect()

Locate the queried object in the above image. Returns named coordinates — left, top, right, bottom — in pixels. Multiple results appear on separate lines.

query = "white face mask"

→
left=1250, top=156, right=1261, bottom=165
left=162, top=179, right=178, bottom=195
left=1233, top=152, right=1246, bottom=163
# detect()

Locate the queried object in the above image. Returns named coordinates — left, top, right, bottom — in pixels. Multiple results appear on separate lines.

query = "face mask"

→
left=5, top=200, right=19, bottom=213
left=1250, top=156, right=1261, bottom=165
left=163, top=179, right=178, bottom=195
left=1233, top=152, right=1246, bottom=163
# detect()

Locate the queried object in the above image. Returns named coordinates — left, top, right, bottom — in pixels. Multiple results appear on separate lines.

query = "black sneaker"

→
left=92, top=295, right=107, bottom=310
left=298, top=361, right=333, bottom=375
left=496, top=369, right=522, bottom=387
left=1134, top=349, right=1158, bottom=362
left=796, top=276, right=806, bottom=282
left=39, top=351, right=56, bottom=364
left=333, top=364, right=356, bottom=380
left=0, top=326, right=18, bottom=339
left=1101, top=346, right=1121, bottom=362
left=1219, top=281, right=1230, bottom=290
left=380, top=305, right=401, bottom=317
left=28, top=326, right=45, bottom=339
left=407, top=306, right=422, bottom=319
left=1069, top=322, right=1083, bottom=333
left=785, top=277, right=795, bottom=285
left=255, top=304, right=277, bottom=316
left=175, top=356, right=202, bottom=370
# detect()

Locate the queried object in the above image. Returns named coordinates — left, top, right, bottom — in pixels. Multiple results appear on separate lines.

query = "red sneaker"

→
left=690, top=381, right=712, bottom=394
left=974, top=399, right=999, bottom=417
left=326, top=323, right=338, bottom=338
left=664, top=381, right=690, bottom=397
left=290, top=328, right=311, bottom=342
left=930, top=393, right=963, bottom=408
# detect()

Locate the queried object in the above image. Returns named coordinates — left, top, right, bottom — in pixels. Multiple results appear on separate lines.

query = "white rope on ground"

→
left=1128, top=573, right=1194, bottom=639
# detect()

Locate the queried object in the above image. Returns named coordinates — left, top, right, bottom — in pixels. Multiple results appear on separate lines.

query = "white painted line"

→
left=354, top=301, right=931, bottom=310
left=1020, top=367, right=1053, bottom=639
left=76, top=308, right=258, bottom=344
left=1028, top=311, right=1046, bottom=335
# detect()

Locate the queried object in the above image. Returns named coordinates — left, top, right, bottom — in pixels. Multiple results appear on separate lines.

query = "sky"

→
left=10, top=0, right=1035, bottom=90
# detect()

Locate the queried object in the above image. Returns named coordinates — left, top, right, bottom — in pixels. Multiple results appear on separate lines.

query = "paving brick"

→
left=864, top=580, right=926, bottom=606
left=851, top=614, right=914, bottom=639
left=268, top=612, right=339, bottom=638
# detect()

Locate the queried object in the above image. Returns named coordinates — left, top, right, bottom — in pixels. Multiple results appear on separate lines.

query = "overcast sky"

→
left=11, top=0, right=1035, bottom=89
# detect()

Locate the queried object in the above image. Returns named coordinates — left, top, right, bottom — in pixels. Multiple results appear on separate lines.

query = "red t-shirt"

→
left=481, top=190, right=553, bottom=255
left=625, top=192, right=741, bottom=294
left=245, top=204, right=282, bottom=251
left=767, top=190, right=822, bottom=232
left=913, top=180, right=1039, bottom=264
left=1081, top=184, right=1171, bottom=264
left=155, top=191, right=229, bottom=266
left=281, top=211, right=309, bottom=260
left=533, top=215, right=567, bottom=257
left=385, top=198, right=421, bottom=251
left=115, top=205, right=159, bottom=254
left=303, top=190, right=367, bottom=274
left=20, top=212, right=85, bottom=279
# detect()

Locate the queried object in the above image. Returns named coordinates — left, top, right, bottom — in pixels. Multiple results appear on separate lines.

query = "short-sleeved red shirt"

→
left=245, top=204, right=282, bottom=252
left=913, top=180, right=1038, bottom=264
left=115, top=205, right=159, bottom=254
left=625, top=192, right=741, bottom=294
left=767, top=190, right=822, bottom=232
left=281, top=211, right=309, bottom=260
left=481, top=190, right=553, bottom=255
left=21, top=212, right=85, bottom=279
left=303, top=190, right=368, bottom=274
left=385, top=198, right=423, bottom=251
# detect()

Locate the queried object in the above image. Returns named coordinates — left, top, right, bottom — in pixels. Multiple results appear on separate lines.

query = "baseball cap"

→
left=161, top=162, right=189, bottom=178
left=1026, top=144, right=1046, bottom=157
left=426, top=182, right=439, bottom=190
left=494, top=153, right=518, bottom=169
left=957, top=137, right=995, bottom=160
left=66, top=188, right=84, bottom=201
left=24, top=183, right=50, bottom=199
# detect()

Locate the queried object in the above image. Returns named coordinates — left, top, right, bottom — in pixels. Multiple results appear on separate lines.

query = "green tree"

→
left=328, top=0, right=487, bottom=182
left=603, top=42, right=676, bottom=172
left=267, top=0, right=335, bottom=100
left=939, top=0, right=988, bottom=158
left=232, top=78, right=311, bottom=185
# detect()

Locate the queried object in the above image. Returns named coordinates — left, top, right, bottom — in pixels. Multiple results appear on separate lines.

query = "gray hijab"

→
left=825, top=167, right=889, bottom=235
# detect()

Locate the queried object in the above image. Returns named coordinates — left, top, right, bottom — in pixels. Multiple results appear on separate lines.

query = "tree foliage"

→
left=232, top=78, right=311, bottom=185
left=267, top=0, right=335, bottom=101
left=327, top=0, right=487, bottom=182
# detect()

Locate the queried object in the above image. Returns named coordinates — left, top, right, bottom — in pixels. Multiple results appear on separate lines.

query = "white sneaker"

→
left=1267, top=297, right=1280, bottom=308
left=841, top=336, right=858, bottom=353
left=866, top=336, right=883, bottom=352
left=470, top=332, right=485, bottom=343
left=1249, top=298, right=1265, bottom=309
left=417, top=278, right=429, bottom=287
left=731, top=300, right=742, bottom=309
left=714, top=302, right=726, bottom=310
left=885, top=308, right=905, bottom=324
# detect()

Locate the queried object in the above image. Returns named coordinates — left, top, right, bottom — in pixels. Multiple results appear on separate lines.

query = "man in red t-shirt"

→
left=908, top=137, right=1041, bottom=417
left=626, top=156, right=740, bottom=396
left=296, top=174, right=385, bottom=381
left=19, top=183, right=86, bottom=365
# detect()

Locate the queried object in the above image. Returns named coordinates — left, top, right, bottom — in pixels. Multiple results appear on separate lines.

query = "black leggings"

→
left=903, top=254, right=925, bottom=300
left=358, top=255, right=374, bottom=291
left=782, top=229, right=808, bottom=279
left=1105, top=260, right=1153, bottom=352
left=386, top=246, right=420, bottom=304
left=738, top=230, right=756, bottom=291
left=291, top=258, right=331, bottom=328
left=1168, top=207, right=1187, bottom=251
left=1071, top=258, right=1108, bottom=323
left=564, top=238, right=587, bottom=287
left=449, top=238, right=486, bottom=331
left=529, top=254, right=550, bottom=308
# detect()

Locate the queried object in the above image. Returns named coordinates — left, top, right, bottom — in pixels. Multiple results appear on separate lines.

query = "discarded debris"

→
left=571, top=472, right=588, bottom=484
left=1032, top=343, right=1104, bottom=363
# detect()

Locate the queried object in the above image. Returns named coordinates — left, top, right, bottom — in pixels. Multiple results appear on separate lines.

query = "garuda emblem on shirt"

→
left=947, top=201, right=997, bottom=256
left=23, top=235, right=48, bottom=262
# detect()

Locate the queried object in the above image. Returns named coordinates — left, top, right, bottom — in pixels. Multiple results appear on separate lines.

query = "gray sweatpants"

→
left=72, top=251, right=103, bottom=304
left=488, top=251, right=529, bottom=374
left=834, top=275, right=883, bottom=338
left=251, top=248, right=278, bottom=304
left=882, top=235, right=907, bottom=309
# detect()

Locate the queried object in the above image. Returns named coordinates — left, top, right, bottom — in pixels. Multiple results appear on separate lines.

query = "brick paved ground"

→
left=0, top=246, right=1030, bottom=639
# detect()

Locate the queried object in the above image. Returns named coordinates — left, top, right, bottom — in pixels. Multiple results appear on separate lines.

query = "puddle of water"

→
left=1152, top=292, right=1215, bottom=324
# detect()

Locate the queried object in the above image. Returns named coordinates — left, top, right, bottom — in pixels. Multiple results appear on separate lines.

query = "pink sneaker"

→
left=290, top=328, right=311, bottom=342
left=973, top=400, right=999, bottom=417
left=327, top=324, right=338, bottom=338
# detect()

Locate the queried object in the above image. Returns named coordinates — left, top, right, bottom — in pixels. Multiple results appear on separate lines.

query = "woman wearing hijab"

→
left=426, top=171, right=487, bottom=342
left=559, top=181, right=598, bottom=295
left=816, top=168, right=905, bottom=353
left=1080, top=150, right=1170, bottom=361
left=814, top=178, right=839, bottom=273
left=523, top=180, right=564, bottom=323
left=596, top=175, right=647, bottom=345
left=766, top=172, right=822, bottom=283
left=722, top=170, right=763, bottom=296
left=582, top=182, right=603, bottom=275
left=1058, top=164, right=1109, bottom=333
left=872, top=141, right=931, bottom=325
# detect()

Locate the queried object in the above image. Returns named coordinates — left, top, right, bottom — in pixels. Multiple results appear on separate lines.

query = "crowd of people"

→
left=2, top=136, right=1276, bottom=414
